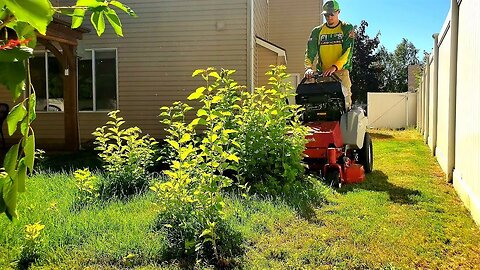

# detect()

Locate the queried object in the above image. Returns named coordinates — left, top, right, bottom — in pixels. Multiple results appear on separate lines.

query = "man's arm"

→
left=334, top=23, right=355, bottom=70
left=305, top=27, right=321, bottom=70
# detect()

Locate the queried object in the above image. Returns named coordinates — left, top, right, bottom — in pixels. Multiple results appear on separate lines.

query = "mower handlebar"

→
left=300, top=72, right=342, bottom=85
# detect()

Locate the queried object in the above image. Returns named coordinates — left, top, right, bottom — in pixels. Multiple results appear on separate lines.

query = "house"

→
left=0, top=0, right=323, bottom=150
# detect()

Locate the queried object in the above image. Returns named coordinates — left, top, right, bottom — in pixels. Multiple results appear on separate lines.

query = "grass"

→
left=1, top=129, right=480, bottom=269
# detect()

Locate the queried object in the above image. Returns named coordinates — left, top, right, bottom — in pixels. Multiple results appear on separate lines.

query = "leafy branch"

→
left=0, top=0, right=135, bottom=220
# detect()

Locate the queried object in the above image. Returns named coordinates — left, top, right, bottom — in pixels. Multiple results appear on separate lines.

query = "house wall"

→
left=1, top=0, right=249, bottom=148
left=256, top=45, right=278, bottom=87
left=253, top=0, right=269, bottom=87
left=269, top=0, right=322, bottom=76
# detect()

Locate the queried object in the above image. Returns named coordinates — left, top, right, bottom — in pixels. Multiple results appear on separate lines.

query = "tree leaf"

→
left=28, top=92, right=36, bottom=122
left=227, top=154, right=239, bottom=162
left=212, top=96, right=222, bottom=104
left=6, top=22, right=37, bottom=48
left=179, top=133, right=191, bottom=144
left=6, top=103, right=27, bottom=136
left=197, top=109, right=208, bottom=117
left=2, top=176, right=18, bottom=220
left=187, top=91, right=203, bottom=100
left=90, top=10, right=105, bottom=36
left=16, top=158, right=26, bottom=192
left=0, top=46, right=32, bottom=62
left=109, top=1, right=137, bottom=17
left=4, top=143, right=19, bottom=176
left=24, top=133, right=35, bottom=172
left=192, top=69, right=204, bottom=77
left=4, top=0, right=54, bottom=35
left=209, top=71, right=221, bottom=80
left=104, top=8, right=123, bottom=36
left=71, top=8, right=86, bottom=28
left=165, top=139, right=179, bottom=150
left=76, top=0, right=107, bottom=8
left=0, top=62, right=25, bottom=101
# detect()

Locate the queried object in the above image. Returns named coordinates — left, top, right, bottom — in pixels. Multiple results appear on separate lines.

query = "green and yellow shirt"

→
left=305, top=21, right=355, bottom=72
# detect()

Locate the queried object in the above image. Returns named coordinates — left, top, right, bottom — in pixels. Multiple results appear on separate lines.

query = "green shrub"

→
left=152, top=68, right=242, bottom=265
left=72, top=168, right=98, bottom=208
left=92, top=110, right=158, bottom=198
left=236, top=65, right=308, bottom=194
left=18, top=222, right=45, bottom=269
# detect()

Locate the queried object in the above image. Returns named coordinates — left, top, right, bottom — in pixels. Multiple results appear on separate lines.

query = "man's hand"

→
left=305, top=68, right=314, bottom=79
left=322, top=66, right=338, bottom=77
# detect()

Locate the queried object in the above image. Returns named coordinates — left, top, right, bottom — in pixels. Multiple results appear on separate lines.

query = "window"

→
left=78, top=49, right=118, bottom=111
left=30, top=51, right=65, bottom=111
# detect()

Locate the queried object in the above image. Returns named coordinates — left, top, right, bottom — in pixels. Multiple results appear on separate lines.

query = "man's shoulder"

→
left=340, top=21, right=354, bottom=30
left=311, top=24, right=326, bottom=32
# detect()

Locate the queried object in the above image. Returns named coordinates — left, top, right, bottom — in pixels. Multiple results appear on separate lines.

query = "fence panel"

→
left=436, top=18, right=452, bottom=173
left=454, top=0, right=480, bottom=223
left=428, top=57, right=435, bottom=150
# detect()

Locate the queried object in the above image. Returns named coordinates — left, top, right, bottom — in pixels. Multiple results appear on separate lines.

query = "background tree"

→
left=377, top=38, right=420, bottom=92
left=350, top=20, right=382, bottom=104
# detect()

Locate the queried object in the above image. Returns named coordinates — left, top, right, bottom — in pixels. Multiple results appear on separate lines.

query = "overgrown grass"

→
left=228, top=129, right=480, bottom=269
left=1, top=129, right=480, bottom=269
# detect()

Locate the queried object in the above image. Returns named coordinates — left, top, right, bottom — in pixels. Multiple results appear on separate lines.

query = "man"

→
left=304, top=0, right=355, bottom=109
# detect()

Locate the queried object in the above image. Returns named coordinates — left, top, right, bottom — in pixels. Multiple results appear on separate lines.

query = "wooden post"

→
left=60, top=43, right=79, bottom=151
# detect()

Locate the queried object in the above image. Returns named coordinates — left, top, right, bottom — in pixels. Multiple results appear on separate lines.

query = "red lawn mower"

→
left=296, top=74, right=373, bottom=188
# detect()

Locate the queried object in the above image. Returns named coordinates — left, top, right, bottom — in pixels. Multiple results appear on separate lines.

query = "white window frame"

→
left=32, top=50, right=64, bottom=113
left=77, top=48, right=119, bottom=112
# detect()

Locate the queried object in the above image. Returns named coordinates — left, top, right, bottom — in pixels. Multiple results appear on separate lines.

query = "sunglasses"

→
left=324, top=11, right=338, bottom=17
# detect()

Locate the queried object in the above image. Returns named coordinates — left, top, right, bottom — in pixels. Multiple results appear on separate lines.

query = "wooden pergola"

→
left=36, top=18, right=89, bottom=151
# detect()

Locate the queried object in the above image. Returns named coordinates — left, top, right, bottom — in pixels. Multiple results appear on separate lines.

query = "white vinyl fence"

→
left=418, top=0, right=480, bottom=226
left=367, top=92, right=417, bottom=129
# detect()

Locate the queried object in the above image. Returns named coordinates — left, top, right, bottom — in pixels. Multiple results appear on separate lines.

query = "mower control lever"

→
left=300, top=72, right=342, bottom=85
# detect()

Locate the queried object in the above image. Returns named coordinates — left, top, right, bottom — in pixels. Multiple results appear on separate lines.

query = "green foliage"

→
left=92, top=110, right=157, bottom=198
left=236, top=65, right=308, bottom=194
left=0, top=0, right=135, bottom=220
left=73, top=168, right=98, bottom=207
left=61, top=0, right=138, bottom=36
left=350, top=20, right=381, bottom=104
left=377, top=38, right=420, bottom=92
left=19, top=222, right=45, bottom=268
left=153, top=68, right=242, bottom=263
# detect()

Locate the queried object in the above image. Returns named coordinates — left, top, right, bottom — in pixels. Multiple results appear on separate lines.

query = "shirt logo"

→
left=320, top=33, right=343, bottom=45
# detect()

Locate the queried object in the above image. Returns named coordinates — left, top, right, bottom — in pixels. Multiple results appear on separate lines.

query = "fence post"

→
left=431, top=33, right=440, bottom=155
left=424, top=58, right=430, bottom=144
left=447, top=0, right=459, bottom=182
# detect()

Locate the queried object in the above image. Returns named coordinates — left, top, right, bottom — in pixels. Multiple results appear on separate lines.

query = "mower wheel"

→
left=359, top=132, right=373, bottom=173
left=325, top=169, right=342, bottom=188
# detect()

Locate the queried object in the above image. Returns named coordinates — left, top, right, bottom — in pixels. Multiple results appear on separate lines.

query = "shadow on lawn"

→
left=339, top=170, right=421, bottom=205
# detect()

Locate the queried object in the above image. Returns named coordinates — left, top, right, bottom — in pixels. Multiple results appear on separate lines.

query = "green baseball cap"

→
left=322, top=0, right=340, bottom=14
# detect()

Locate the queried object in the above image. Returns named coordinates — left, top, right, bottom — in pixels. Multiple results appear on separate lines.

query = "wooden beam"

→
left=37, top=34, right=77, bottom=46
left=59, top=43, right=79, bottom=151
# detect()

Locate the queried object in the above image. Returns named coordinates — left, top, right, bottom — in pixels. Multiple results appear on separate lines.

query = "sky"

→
left=339, top=0, right=451, bottom=56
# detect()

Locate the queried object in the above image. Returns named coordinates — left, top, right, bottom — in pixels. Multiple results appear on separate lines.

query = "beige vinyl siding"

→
left=454, top=0, right=480, bottom=224
left=61, top=0, right=248, bottom=140
left=254, top=0, right=269, bottom=39
left=253, top=0, right=269, bottom=87
left=269, top=0, right=322, bottom=75
left=255, top=44, right=278, bottom=87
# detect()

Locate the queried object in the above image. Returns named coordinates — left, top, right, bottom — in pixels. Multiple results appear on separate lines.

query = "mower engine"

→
left=296, top=76, right=373, bottom=187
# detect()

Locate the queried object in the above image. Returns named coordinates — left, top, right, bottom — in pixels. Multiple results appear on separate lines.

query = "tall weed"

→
left=236, top=65, right=308, bottom=194
left=93, top=110, right=158, bottom=198
left=152, top=68, right=242, bottom=264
